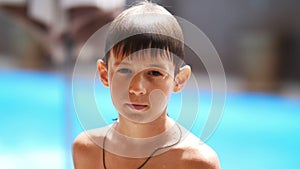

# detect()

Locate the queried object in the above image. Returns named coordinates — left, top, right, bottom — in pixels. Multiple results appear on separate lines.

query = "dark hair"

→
left=103, top=2, right=184, bottom=73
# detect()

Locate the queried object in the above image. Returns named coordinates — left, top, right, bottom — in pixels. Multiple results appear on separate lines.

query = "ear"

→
left=97, top=59, right=109, bottom=87
left=173, top=65, right=191, bottom=93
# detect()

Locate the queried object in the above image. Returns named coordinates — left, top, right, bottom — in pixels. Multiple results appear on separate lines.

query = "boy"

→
left=72, top=1, right=220, bottom=169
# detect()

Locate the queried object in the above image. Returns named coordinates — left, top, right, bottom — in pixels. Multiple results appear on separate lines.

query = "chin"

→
left=120, top=109, right=165, bottom=123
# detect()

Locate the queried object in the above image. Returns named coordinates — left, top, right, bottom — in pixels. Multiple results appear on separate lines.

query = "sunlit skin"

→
left=99, top=51, right=187, bottom=137
left=108, top=54, right=177, bottom=126
left=72, top=51, right=221, bottom=169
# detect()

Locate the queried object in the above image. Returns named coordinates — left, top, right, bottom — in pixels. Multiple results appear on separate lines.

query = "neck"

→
left=114, top=112, right=174, bottom=138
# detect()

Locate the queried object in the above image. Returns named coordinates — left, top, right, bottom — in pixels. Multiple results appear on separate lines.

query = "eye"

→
left=148, top=70, right=163, bottom=77
left=117, top=68, right=132, bottom=74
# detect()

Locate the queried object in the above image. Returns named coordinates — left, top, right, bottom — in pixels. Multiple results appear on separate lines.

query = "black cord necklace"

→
left=102, top=123, right=182, bottom=169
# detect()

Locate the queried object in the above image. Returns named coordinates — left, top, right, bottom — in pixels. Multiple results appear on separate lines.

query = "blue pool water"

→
left=0, top=70, right=300, bottom=169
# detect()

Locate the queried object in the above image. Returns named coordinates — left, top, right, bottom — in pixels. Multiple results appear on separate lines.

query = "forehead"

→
left=112, top=54, right=173, bottom=66
left=110, top=48, right=174, bottom=65
left=108, top=51, right=175, bottom=73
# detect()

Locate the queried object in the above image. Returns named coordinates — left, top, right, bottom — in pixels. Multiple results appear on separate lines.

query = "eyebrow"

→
left=114, top=61, right=168, bottom=71
left=149, top=64, right=167, bottom=70
left=114, top=61, right=130, bottom=66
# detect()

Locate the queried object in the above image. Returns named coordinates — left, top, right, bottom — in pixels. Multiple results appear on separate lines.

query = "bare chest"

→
left=101, top=149, right=183, bottom=169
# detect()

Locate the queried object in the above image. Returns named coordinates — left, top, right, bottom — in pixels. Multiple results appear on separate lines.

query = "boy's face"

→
left=98, top=51, right=190, bottom=123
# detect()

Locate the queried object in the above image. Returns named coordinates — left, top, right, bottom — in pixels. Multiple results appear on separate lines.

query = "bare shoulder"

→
left=72, top=131, right=100, bottom=153
left=73, top=127, right=107, bottom=151
left=72, top=127, right=108, bottom=169
left=176, top=130, right=221, bottom=169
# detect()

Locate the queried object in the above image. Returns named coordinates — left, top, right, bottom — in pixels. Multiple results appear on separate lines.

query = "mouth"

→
left=126, top=103, right=149, bottom=111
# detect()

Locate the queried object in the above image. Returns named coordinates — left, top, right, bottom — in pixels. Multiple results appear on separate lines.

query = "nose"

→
left=129, top=73, right=147, bottom=95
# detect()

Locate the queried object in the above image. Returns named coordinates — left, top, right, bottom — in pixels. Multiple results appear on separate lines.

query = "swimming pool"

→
left=0, top=70, right=299, bottom=169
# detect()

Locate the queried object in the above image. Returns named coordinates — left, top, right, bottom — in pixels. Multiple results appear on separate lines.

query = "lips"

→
left=126, top=103, right=148, bottom=110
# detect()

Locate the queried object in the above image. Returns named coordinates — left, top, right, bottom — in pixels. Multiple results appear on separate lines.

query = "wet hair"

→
left=103, top=1, right=184, bottom=74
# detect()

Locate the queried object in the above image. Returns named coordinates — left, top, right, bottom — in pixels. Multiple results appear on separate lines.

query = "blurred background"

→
left=0, top=0, right=299, bottom=169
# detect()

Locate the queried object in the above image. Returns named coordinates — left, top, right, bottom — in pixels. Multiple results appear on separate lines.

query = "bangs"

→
left=114, top=46, right=173, bottom=63
left=104, top=33, right=184, bottom=68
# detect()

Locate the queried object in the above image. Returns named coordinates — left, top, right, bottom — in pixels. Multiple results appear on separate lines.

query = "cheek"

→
left=110, top=78, right=128, bottom=95
left=110, top=81, right=127, bottom=109
left=152, top=79, right=174, bottom=95
left=109, top=73, right=132, bottom=102
left=149, top=89, right=167, bottom=107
